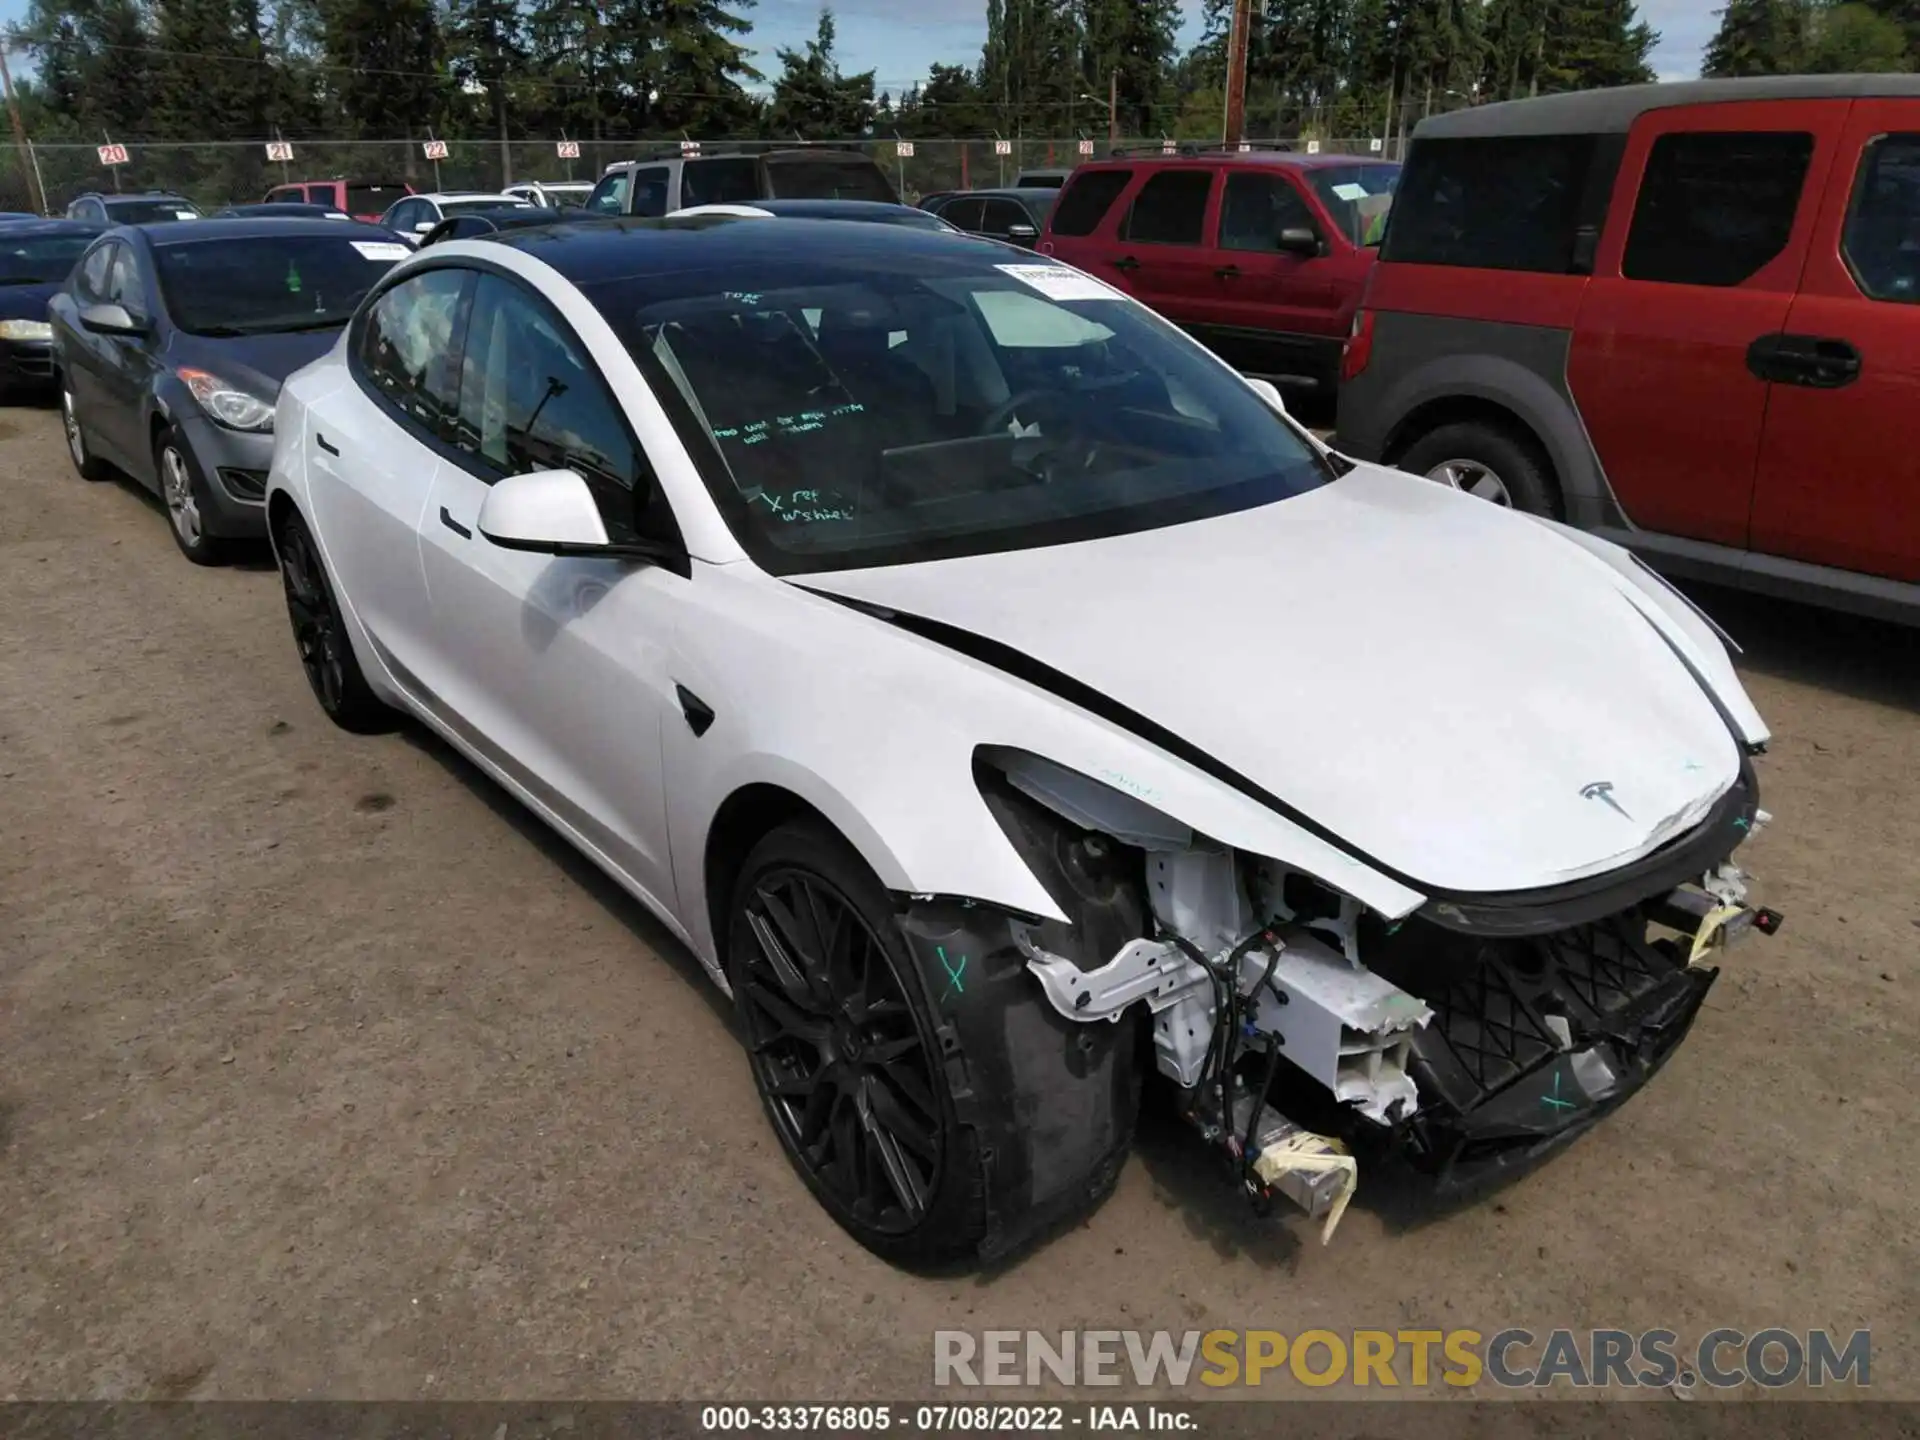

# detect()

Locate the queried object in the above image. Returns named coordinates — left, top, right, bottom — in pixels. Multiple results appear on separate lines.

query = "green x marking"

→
left=937, top=945, right=966, bottom=999
left=1542, top=1071, right=1577, bottom=1112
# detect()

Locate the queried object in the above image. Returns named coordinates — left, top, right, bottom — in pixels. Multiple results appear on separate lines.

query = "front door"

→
left=1748, top=102, right=1920, bottom=583
left=1567, top=100, right=1849, bottom=548
left=418, top=271, right=683, bottom=912
left=1202, top=167, right=1343, bottom=386
left=95, top=243, right=164, bottom=470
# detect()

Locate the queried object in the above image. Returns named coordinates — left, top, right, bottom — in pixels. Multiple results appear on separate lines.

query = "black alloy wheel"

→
left=733, top=857, right=946, bottom=1238
left=274, top=510, right=394, bottom=734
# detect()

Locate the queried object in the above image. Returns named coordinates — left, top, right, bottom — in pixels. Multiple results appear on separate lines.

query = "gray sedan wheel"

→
left=155, top=429, right=227, bottom=566
left=62, top=386, right=110, bottom=482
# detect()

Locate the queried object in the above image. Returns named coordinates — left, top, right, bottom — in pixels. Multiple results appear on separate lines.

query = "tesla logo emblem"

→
left=1581, top=781, right=1633, bottom=820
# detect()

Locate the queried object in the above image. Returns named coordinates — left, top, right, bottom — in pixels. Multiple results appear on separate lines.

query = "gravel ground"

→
left=2, top=401, right=1916, bottom=1401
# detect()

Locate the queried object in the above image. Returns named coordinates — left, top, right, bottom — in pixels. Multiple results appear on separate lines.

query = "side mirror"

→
left=1277, top=225, right=1322, bottom=257
left=1245, top=376, right=1288, bottom=417
left=1006, top=222, right=1039, bottom=244
left=477, top=469, right=611, bottom=553
left=79, top=302, right=147, bottom=337
left=413, top=221, right=435, bottom=234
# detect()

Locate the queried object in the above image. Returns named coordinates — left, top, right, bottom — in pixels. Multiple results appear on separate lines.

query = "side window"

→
left=356, top=268, right=468, bottom=434
left=1842, top=132, right=1920, bottom=303
left=629, top=166, right=672, bottom=218
left=1218, top=172, right=1314, bottom=252
left=1050, top=169, right=1132, bottom=236
left=266, top=185, right=301, bottom=204
left=1382, top=134, right=1598, bottom=273
left=107, top=245, right=148, bottom=320
left=681, top=157, right=760, bottom=207
left=981, top=198, right=1030, bottom=236
left=73, top=243, right=113, bottom=302
left=1122, top=171, right=1213, bottom=245
left=1622, top=131, right=1814, bottom=288
left=386, top=199, right=419, bottom=231
left=586, top=172, right=629, bottom=215
left=941, top=197, right=985, bottom=233
left=452, top=274, right=676, bottom=547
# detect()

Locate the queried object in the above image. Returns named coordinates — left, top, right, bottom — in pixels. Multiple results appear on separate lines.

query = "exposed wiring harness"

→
left=1163, top=923, right=1285, bottom=1208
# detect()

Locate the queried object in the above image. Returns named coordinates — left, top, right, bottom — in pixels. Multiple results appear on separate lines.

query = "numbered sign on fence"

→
left=1076, top=138, right=1094, bottom=156
left=1369, top=137, right=1383, bottom=153
left=1236, top=141, right=1251, bottom=152
left=422, top=139, right=449, bottom=161
left=97, top=143, right=129, bottom=167
left=1306, top=139, right=1322, bottom=155
left=680, top=139, right=701, bottom=155
left=993, top=139, right=1012, bottom=156
left=557, top=140, right=580, bottom=159
left=265, top=141, right=294, bottom=163
left=1160, top=139, right=1177, bottom=155
left=895, top=140, right=914, bottom=158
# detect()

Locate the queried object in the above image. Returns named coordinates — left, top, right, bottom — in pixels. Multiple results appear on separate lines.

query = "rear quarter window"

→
left=1049, top=169, right=1132, bottom=237
left=1621, top=131, right=1813, bottom=288
left=1382, top=134, right=1599, bottom=273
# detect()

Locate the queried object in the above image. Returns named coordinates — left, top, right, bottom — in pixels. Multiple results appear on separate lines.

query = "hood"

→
left=0, top=282, right=59, bottom=322
left=168, top=326, right=343, bottom=398
left=802, top=466, right=1748, bottom=895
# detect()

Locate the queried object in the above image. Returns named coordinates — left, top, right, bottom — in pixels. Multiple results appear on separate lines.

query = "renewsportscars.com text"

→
left=932, top=1328, right=1871, bottom=1390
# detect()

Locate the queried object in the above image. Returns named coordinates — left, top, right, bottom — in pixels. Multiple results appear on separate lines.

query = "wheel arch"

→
left=1371, top=350, right=1616, bottom=528
left=701, top=782, right=840, bottom=973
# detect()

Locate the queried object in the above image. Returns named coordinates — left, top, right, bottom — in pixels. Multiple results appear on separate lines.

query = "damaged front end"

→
left=969, top=747, right=1782, bottom=1240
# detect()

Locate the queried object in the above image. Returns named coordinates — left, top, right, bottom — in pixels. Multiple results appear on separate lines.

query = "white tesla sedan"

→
left=265, top=216, right=1781, bottom=1266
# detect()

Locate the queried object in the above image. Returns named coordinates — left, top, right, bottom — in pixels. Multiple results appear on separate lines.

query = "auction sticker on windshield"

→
left=351, top=241, right=411, bottom=261
left=996, top=263, right=1119, bottom=303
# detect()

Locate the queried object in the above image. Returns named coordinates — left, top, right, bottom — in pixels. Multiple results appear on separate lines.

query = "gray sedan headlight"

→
left=178, top=367, right=274, bottom=432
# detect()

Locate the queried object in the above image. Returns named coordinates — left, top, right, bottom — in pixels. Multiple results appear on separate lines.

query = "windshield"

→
left=109, top=199, right=201, bottom=224
left=0, top=233, right=92, bottom=284
left=153, top=233, right=404, bottom=335
left=1310, top=164, right=1399, bottom=246
left=764, top=156, right=897, bottom=203
left=590, top=246, right=1329, bottom=574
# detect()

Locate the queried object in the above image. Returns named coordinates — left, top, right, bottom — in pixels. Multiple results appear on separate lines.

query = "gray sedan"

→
left=49, top=217, right=409, bottom=564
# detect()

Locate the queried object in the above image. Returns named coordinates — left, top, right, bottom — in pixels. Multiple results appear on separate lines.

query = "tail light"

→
left=1341, top=308, right=1375, bottom=383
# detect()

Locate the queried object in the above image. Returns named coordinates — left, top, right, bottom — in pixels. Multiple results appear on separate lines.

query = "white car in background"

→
left=504, top=180, right=593, bottom=210
left=377, top=191, right=534, bottom=245
left=264, top=216, right=1782, bottom=1267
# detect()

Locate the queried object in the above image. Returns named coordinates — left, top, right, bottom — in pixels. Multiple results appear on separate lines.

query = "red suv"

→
left=263, top=180, right=413, bottom=223
left=1039, top=149, right=1399, bottom=403
left=1337, top=76, right=1920, bottom=624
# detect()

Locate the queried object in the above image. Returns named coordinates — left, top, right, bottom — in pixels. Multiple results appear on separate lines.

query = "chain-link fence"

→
left=1, top=133, right=1410, bottom=217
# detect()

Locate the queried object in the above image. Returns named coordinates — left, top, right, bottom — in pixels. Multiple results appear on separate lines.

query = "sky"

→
left=0, top=0, right=1718, bottom=100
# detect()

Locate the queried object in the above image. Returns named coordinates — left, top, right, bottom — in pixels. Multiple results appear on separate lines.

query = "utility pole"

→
left=0, top=44, right=43, bottom=215
left=1108, top=68, right=1118, bottom=148
left=1222, top=0, right=1252, bottom=147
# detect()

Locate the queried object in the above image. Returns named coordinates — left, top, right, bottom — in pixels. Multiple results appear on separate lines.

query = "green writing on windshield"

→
left=711, top=402, right=864, bottom=448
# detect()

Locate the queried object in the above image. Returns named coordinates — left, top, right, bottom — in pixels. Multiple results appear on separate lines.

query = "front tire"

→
left=728, top=821, right=982, bottom=1267
left=155, top=426, right=228, bottom=566
left=1398, top=420, right=1559, bottom=517
left=728, top=821, right=1141, bottom=1268
left=274, top=507, right=396, bottom=734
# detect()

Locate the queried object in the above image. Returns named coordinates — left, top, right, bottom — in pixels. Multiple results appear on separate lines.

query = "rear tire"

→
left=1398, top=420, right=1559, bottom=517
left=61, top=383, right=110, bottom=482
left=274, top=507, right=396, bottom=734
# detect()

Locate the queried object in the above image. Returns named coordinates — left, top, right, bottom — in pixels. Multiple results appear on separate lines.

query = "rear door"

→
left=304, top=266, right=469, bottom=688
left=1567, top=100, right=1848, bottom=548
left=1039, top=166, right=1134, bottom=272
left=1107, top=168, right=1220, bottom=325
left=1748, top=102, right=1920, bottom=582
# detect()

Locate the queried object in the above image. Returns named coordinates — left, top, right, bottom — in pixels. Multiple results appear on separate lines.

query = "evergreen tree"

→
left=1076, top=0, right=1181, bottom=135
left=1806, top=0, right=1911, bottom=67
left=634, top=0, right=762, bottom=134
left=446, top=0, right=526, bottom=156
left=1703, top=0, right=1809, bottom=75
left=768, top=9, right=874, bottom=138
left=525, top=0, right=611, bottom=140
left=326, top=0, right=444, bottom=160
